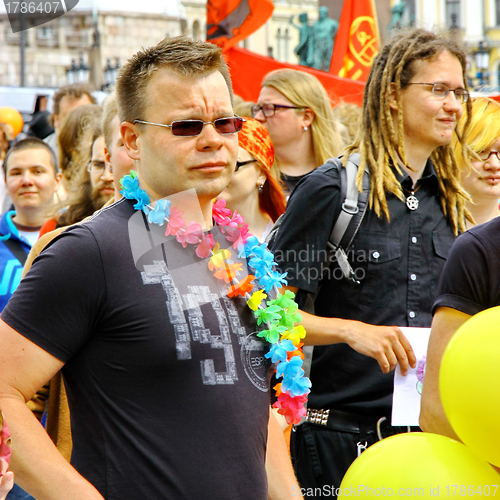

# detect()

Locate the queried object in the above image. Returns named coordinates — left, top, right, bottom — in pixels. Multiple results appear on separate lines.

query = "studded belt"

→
left=304, top=408, right=413, bottom=440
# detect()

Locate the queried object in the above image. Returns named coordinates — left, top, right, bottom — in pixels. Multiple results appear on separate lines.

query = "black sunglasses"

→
left=133, top=116, right=245, bottom=137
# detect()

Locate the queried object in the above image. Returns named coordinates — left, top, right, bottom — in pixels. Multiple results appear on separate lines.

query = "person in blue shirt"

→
left=0, top=138, right=61, bottom=311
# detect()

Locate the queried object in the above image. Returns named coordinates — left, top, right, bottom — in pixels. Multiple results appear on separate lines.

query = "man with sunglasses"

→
left=0, top=37, right=297, bottom=500
left=271, top=28, right=472, bottom=494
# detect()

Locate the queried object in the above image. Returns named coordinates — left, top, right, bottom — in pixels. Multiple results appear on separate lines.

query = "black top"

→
left=271, top=159, right=455, bottom=417
left=2, top=198, right=271, bottom=500
left=280, top=171, right=311, bottom=196
left=433, top=217, right=500, bottom=315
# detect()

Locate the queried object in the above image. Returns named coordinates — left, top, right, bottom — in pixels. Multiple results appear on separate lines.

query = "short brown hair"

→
left=102, top=92, right=118, bottom=152
left=52, top=83, right=96, bottom=117
left=3, top=137, right=58, bottom=179
left=116, top=35, right=233, bottom=124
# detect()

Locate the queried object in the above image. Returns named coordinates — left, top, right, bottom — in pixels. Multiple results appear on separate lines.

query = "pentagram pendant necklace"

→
left=403, top=184, right=422, bottom=211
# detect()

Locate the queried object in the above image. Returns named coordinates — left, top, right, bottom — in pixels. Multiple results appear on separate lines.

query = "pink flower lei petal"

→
left=212, top=199, right=232, bottom=224
left=196, top=233, right=215, bottom=259
left=165, top=207, right=186, bottom=236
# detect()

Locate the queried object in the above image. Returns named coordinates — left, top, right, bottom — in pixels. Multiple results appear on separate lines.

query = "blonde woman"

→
left=252, top=68, right=344, bottom=195
left=453, top=97, right=500, bottom=228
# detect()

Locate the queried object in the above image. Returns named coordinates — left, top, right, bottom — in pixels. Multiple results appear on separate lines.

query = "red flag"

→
left=207, top=0, right=274, bottom=52
left=330, top=0, right=380, bottom=82
left=226, top=46, right=365, bottom=107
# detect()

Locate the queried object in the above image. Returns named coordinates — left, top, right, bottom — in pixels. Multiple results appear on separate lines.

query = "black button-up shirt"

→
left=271, top=159, right=455, bottom=417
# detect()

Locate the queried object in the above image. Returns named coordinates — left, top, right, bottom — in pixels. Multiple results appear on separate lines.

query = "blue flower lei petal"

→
left=282, top=374, right=312, bottom=397
left=276, top=355, right=303, bottom=379
left=264, top=339, right=297, bottom=364
left=147, top=199, right=172, bottom=226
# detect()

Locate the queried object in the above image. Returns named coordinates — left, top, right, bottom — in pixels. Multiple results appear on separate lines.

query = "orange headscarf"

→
left=237, top=118, right=274, bottom=170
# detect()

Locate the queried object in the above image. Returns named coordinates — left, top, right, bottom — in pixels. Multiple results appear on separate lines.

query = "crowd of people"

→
left=0, top=26, right=498, bottom=500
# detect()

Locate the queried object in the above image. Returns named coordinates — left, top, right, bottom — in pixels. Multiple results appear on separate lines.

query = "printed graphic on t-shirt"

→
left=141, top=257, right=269, bottom=392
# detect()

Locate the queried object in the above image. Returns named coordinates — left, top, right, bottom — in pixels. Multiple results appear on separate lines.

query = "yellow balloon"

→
left=340, top=433, right=499, bottom=497
left=440, top=306, right=500, bottom=467
left=0, top=107, right=24, bottom=138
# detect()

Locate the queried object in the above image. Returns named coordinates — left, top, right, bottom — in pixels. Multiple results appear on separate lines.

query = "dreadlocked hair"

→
left=344, top=28, right=472, bottom=234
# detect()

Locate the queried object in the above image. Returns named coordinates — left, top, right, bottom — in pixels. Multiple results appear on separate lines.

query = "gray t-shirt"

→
left=3, top=198, right=271, bottom=500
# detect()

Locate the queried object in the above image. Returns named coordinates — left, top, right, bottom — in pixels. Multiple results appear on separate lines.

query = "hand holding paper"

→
left=392, top=327, right=431, bottom=426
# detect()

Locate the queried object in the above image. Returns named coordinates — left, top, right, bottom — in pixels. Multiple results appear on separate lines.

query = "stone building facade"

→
left=0, top=0, right=320, bottom=90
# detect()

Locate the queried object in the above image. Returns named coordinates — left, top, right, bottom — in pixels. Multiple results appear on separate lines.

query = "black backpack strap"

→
left=326, top=153, right=370, bottom=285
left=340, top=154, right=370, bottom=251
left=264, top=213, right=284, bottom=246
left=0, top=234, right=29, bottom=266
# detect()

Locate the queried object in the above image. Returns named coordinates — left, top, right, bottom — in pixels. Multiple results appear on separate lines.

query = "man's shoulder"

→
left=0, top=210, right=12, bottom=227
left=0, top=211, right=27, bottom=247
left=41, top=199, right=132, bottom=256
left=459, top=217, right=500, bottom=250
left=81, top=198, right=132, bottom=230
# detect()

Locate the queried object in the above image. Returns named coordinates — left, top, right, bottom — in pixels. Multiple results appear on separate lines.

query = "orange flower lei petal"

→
left=227, top=274, right=256, bottom=298
left=213, top=262, right=244, bottom=283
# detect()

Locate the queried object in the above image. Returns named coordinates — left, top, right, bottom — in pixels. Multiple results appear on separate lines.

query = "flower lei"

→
left=121, top=171, right=311, bottom=424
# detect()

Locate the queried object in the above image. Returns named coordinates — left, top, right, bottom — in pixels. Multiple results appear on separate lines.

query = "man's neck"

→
left=139, top=179, right=214, bottom=230
left=11, top=211, right=46, bottom=228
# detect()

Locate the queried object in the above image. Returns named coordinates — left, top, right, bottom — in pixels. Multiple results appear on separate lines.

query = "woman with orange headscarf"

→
left=219, top=118, right=286, bottom=242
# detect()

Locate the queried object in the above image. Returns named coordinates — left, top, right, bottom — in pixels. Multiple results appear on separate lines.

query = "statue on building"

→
left=289, top=13, right=313, bottom=67
left=311, top=6, right=339, bottom=72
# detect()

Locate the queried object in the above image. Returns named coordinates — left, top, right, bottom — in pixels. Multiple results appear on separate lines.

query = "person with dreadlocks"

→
left=270, top=27, right=471, bottom=493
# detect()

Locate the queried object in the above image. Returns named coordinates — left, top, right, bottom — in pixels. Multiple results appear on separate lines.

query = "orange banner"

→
left=330, top=0, right=379, bottom=82
left=207, top=0, right=274, bottom=52
left=226, top=46, right=365, bottom=107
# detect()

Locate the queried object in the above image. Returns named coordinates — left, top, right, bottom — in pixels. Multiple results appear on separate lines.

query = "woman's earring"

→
left=303, top=126, right=308, bottom=132
left=258, top=183, right=264, bottom=193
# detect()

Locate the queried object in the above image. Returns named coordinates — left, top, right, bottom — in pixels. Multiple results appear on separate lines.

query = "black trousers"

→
left=290, top=422, right=379, bottom=498
left=290, top=419, right=419, bottom=498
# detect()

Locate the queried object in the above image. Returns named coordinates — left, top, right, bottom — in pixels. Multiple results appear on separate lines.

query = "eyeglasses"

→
left=406, top=83, right=469, bottom=103
left=476, top=150, right=500, bottom=162
left=133, top=116, right=245, bottom=137
left=87, top=161, right=108, bottom=175
left=251, top=103, right=305, bottom=118
left=235, top=159, right=257, bottom=172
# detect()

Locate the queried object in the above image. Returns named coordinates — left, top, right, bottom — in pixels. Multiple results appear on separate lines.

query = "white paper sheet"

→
left=391, top=327, right=431, bottom=426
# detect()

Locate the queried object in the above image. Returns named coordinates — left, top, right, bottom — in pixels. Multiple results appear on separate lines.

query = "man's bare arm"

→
left=266, top=411, right=302, bottom=499
left=283, top=286, right=416, bottom=375
left=419, top=307, right=470, bottom=439
left=0, top=319, right=103, bottom=500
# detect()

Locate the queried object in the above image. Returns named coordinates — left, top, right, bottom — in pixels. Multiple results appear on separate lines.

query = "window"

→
left=36, top=26, right=58, bottom=47
left=445, top=0, right=460, bottom=29
left=192, top=20, right=199, bottom=40
left=284, top=28, right=290, bottom=62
